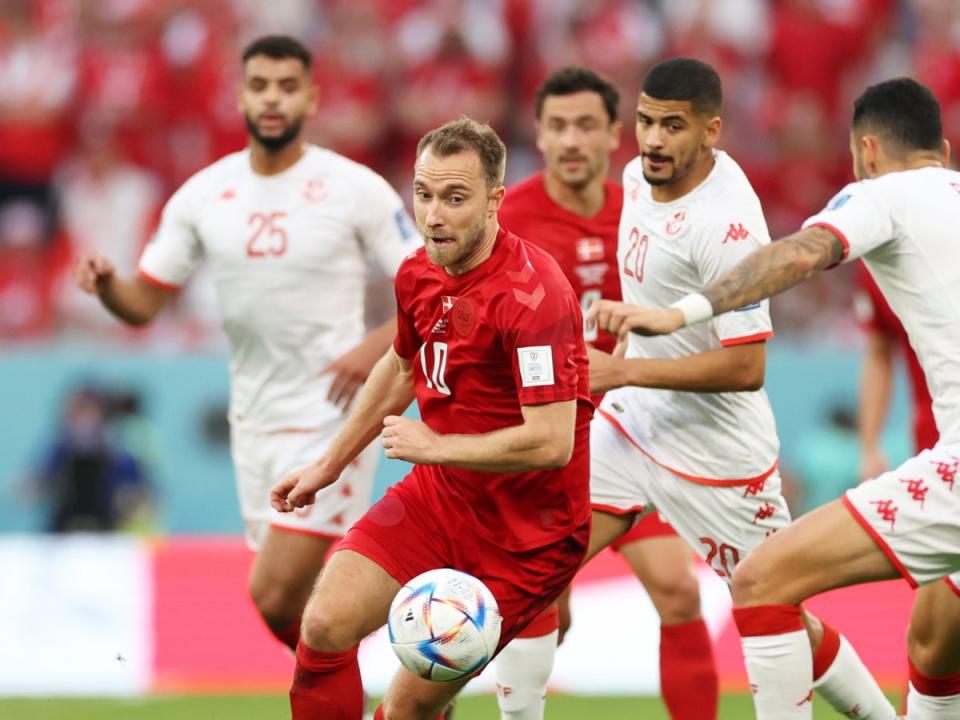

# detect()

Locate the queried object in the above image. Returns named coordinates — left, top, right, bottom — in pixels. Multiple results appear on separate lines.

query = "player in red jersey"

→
left=495, top=66, right=716, bottom=720
left=271, top=118, right=593, bottom=720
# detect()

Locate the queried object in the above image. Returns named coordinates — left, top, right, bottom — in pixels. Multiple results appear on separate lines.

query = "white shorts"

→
left=590, top=414, right=791, bottom=583
left=844, top=444, right=960, bottom=588
left=230, top=424, right=379, bottom=550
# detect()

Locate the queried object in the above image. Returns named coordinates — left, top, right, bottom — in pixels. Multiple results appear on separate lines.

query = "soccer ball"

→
left=387, top=568, right=502, bottom=682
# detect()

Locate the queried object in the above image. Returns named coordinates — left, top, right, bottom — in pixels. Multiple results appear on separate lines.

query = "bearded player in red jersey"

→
left=271, top=117, right=593, bottom=720
left=494, top=66, right=717, bottom=720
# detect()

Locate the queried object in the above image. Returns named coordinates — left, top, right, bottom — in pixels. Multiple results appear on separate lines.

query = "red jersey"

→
left=498, top=174, right=622, bottom=353
left=393, top=228, right=593, bottom=551
left=855, top=263, right=938, bottom=451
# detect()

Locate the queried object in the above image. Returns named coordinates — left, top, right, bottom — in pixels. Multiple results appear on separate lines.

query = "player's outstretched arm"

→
left=74, top=251, right=174, bottom=326
left=272, top=346, right=415, bottom=511
left=587, top=226, right=845, bottom=338
left=382, top=400, right=576, bottom=473
left=588, top=342, right=766, bottom=394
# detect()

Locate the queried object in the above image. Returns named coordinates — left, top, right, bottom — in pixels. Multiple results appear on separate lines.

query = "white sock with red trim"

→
left=907, top=660, right=960, bottom=719
left=813, top=623, right=896, bottom=719
left=495, top=631, right=558, bottom=720
left=734, top=605, right=814, bottom=719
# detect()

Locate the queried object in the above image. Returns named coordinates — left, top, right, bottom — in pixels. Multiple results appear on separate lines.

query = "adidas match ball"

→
left=387, top=568, right=502, bottom=682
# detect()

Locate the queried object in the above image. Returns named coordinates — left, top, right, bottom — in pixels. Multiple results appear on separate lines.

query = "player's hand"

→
left=74, top=252, right=115, bottom=295
left=321, top=336, right=382, bottom=411
left=270, top=462, right=340, bottom=512
left=860, top=445, right=888, bottom=482
left=587, top=300, right=685, bottom=340
left=382, top=415, right=441, bottom=464
left=587, top=346, right=628, bottom=394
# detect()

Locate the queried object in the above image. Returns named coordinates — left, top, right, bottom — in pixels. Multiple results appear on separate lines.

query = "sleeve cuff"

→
left=807, top=221, right=850, bottom=268
left=138, top=267, right=181, bottom=291
left=720, top=330, right=774, bottom=347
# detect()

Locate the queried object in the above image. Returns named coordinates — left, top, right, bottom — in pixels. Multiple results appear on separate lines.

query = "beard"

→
left=642, top=151, right=698, bottom=187
left=424, top=216, right=489, bottom=269
left=244, top=113, right=304, bottom=152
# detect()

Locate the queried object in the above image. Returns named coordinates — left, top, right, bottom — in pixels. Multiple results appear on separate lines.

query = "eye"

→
left=448, top=195, right=465, bottom=205
left=415, top=191, right=431, bottom=201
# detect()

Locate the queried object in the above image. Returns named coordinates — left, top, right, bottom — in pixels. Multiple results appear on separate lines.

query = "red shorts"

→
left=610, top=511, right=678, bottom=551
left=338, top=473, right=589, bottom=653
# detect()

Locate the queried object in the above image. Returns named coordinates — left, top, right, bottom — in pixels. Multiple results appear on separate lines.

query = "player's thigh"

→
left=731, top=498, right=900, bottom=607
left=618, top=534, right=701, bottom=623
left=301, top=548, right=400, bottom=651
left=248, top=528, right=332, bottom=620
left=381, top=666, right=470, bottom=720
left=907, top=577, right=960, bottom=676
left=637, top=465, right=790, bottom=584
left=585, top=510, right=635, bottom=563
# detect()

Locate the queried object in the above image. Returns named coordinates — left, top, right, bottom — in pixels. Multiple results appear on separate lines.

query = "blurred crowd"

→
left=2, top=0, right=959, bottom=347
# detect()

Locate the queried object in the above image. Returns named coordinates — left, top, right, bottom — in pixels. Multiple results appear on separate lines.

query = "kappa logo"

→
left=932, top=458, right=959, bottom=491
left=870, top=499, right=898, bottom=529
left=722, top=223, right=751, bottom=243
left=742, top=478, right=766, bottom=498
left=844, top=704, right=862, bottom=718
left=900, top=478, right=928, bottom=508
left=753, top=502, right=776, bottom=524
left=219, top=188, right=236, bottom=200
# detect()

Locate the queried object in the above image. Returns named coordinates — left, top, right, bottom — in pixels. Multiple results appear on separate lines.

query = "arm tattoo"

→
left=702, top=226, right=845, bottom=316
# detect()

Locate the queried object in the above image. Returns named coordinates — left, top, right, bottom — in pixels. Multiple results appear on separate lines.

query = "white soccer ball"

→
left=387, top=568, right=502, bottom=682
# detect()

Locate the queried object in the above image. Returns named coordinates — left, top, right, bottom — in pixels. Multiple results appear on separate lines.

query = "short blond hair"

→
left=416, top=117, right=506, bottom=188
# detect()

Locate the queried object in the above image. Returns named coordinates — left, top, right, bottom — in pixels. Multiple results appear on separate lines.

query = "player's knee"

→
left=730, top=555, right=766, bottom=607
left=646, top=568, right=702, bottom=624
left=907, top=620, right=952, bottom=677
left=249, top=580, right=298, bottom=630
left=301, top=604, right=361, bottom=653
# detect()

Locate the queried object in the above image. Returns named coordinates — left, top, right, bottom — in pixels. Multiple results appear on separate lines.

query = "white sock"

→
left=494, top=631, right=558, bottom=720
left=907, top=684, right=960, bottom=719
left=741, top=629, right=814, bottom=719
left=815, top=635, right=896, bottom=719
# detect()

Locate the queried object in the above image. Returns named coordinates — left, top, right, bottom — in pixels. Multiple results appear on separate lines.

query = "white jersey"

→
left=601, top=150, right=779, bottom=483
left=139, top=145, right=418, bottom=432
left=804, top=166, right=960, bottom=445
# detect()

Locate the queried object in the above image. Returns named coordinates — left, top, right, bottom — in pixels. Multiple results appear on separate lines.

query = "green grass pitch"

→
left=0, top=692, right=899, bottom=719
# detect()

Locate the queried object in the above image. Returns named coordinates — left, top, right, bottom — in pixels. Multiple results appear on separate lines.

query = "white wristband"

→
left=670, top=293, right=714, bottom=326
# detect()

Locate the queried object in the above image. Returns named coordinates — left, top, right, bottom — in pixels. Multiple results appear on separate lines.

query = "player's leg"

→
left=493, top=416, right=640, bottom=720
left=616, top=522, right=718, bottom=720
left=248, top=430, right=380, bottom=649
left=905, top=576, right=960, bottom=718
left=730, top=499, right=901, bottom=719
left=249, top=528, right=332, bottom=649
left=292, top=548, right=400, bottom=719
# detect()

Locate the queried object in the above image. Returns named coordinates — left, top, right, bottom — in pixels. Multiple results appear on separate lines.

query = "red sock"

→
left=272, top=616, right=302, bottom=652
left=374, top=703, right=452, bottom=719
left=811, top=621, right=841, bottom=681
left=909, top=657, right=960, bottom=696
left=290, top=641, right=363, bottom=719
left=659, top=618, right=719, bottom=720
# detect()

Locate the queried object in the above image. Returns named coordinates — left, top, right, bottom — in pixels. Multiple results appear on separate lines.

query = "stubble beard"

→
left=245, top=113, right=304, bottom=153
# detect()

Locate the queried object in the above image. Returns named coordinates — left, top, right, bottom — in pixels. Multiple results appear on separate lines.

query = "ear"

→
left=861, top=135, right=880, bottom=175
left=489, top=185, right=505, bottom=216
left=703, top=115, right=722, bottom=149
left=943, top=138, right=951, bottom=167
left=307, top=81, right=320, bottom=116
left=534, top=120, right=546, bottom=154
left=609, top=119, right=623, bottom=152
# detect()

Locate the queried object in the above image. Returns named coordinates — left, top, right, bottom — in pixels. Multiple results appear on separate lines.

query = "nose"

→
left=424, top=198, right=445, bottom=229
left=640, top=123, right=664, bottom=151
left=560, top=123, right=581, bottom=149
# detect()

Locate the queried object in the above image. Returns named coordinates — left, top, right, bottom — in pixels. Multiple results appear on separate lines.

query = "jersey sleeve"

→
left=802, top=181, right=896, bottom=263
left=498, top=266, right=584, bottom=406
left=392, top=262, right=423, bottom=360
left=138, top=181, right=204, bottom=289
left=356, top=171, right=419, bottom=279
left=691, top=209, right=774, bottom=347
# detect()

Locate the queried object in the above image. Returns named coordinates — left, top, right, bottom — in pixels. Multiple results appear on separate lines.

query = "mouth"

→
left=259, top=113, right=286, bottom=130
left=643, top=154, right=672, bottom=172
left=427, top=236, right=456, bottom=247
left=560, top=155, right=587, bottom=167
